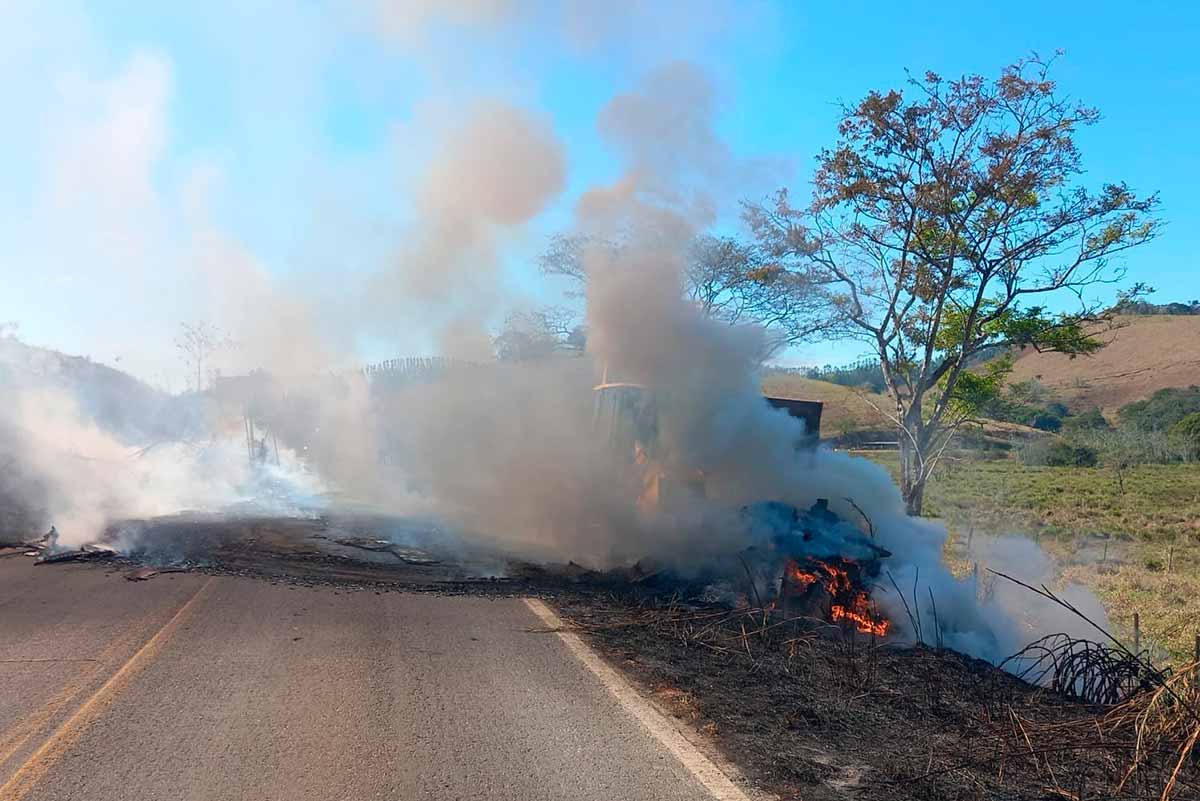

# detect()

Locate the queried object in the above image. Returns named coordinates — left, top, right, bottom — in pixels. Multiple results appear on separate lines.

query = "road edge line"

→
left=522, top=597, right=758, bottom=801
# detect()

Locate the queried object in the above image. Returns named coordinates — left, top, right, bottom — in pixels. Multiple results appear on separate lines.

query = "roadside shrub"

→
left=1058, top=443, right=1099, bottom=467
left=1019, top=438, right=1099, bottom=467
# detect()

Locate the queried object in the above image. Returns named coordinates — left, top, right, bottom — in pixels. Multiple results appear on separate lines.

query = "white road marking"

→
left=523, top=598, right=758, bottom=801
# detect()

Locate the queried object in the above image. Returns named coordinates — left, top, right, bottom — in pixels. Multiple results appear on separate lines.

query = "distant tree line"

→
left=770, top=346, right=1010, bottom=398
left=769, top=359, right=888, bottom=393
left=1110, top=298, right=1200, bottom=316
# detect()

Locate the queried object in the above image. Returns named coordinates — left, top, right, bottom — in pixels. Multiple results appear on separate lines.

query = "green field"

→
left=866, top=453, right=1200, bottom=664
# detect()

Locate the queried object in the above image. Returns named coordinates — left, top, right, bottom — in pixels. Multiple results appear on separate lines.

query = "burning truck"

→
left=593, top=379, right=893, bottom=637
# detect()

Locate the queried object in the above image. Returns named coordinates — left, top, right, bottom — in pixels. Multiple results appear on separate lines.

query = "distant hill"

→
left=1007, top=315, right=1200, bottom=415
left=763, top=373, right=1047, bottom=448
left=0, top=336, right=202, bottom=443
left=761, top=374, right=892, bottom=436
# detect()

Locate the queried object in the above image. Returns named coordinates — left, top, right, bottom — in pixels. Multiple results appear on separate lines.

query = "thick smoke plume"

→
left=344, top=63, right=1109, bottom=664
left=0, top=6, right=1111, bottom=669
left=370, top=101, right=566, bottom=358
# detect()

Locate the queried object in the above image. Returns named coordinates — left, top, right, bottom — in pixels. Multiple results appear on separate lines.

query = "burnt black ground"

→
left=552, top=596, right=1200, bottom=801
left=7, top=515, right=1195, bottom=801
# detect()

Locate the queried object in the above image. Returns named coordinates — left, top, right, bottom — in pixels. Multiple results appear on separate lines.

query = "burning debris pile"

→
left=782, top=557, right=890, bottom=637
left=745, top=499, right=892, bottom=637
left=517, top=497, right=901, bottom=641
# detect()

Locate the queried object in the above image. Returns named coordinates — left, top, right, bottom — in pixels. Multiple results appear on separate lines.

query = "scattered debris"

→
left=333, top=536, right=393, bottom=552
left=389, top=548, right=441, bottom=566
left=35, top=544, right=117, bottom=565
left=333, top=536, right=442, bottom=565
left=0, top=528, right=53, bottom=555
left=560, top=560, right=594, bottom=579
left=125, top=565, right=188, bottom=581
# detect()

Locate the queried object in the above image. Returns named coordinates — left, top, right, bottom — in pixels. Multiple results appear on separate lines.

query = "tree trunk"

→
left=899, top=417, right=927, bottom=517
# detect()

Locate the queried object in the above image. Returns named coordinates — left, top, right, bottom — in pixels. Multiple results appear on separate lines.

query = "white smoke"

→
left=297, top=62, right=1096, bottom=666
left=0, top=336, right=325, bottom=549
left=0, top=3, right=1110, bottom=669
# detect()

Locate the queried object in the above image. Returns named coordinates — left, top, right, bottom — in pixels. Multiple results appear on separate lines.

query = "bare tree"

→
left=174, top=322, right=231, bottom=392
left=493, top=307, right=586, bottom=362
left=745, top=55, right=1160, bottom=515
left=686, top=235, right=827, bottom=348
left=540, top=232, right=823, bottom=352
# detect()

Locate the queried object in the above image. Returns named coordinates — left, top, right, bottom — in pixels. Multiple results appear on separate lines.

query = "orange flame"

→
left=831, top=595, right=891, bottom=636
left=784, top=562, right=820, bottom=586
left=782, top=558, right=890, bottom=637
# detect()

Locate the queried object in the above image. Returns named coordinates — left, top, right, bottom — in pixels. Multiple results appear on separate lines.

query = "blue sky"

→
left=1, top=1, right=1195, bottom=381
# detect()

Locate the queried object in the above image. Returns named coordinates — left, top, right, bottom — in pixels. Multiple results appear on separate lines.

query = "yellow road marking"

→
left=0, top=628, right=140, bottom=767
left=0, top=594, right=191, bottom=768
left=522, top=598, right=757, bottom=801
left=0, top=577, right=215, bottom=801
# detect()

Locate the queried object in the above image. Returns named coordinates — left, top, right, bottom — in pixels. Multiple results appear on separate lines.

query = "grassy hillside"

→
left=763, top=373, right=1046, bottom=447
left=761, top=374, right=892, bottom=436
left=868, top=451, right=1200, bottom=664
left=1008, top=314, right=1200, bottom=414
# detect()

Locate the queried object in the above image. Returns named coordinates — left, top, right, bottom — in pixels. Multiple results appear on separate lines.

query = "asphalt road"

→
left=0, top=558, right=720, bottom=801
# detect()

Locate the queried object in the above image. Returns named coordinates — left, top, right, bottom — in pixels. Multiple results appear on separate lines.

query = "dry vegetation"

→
left=869, top=453, right=1200, bottom=665
left=1008, top=315, right=1200, bottom=415
left=556, top=594, right=1200, bottom=800
left=762, top=374, right=892, bottom=436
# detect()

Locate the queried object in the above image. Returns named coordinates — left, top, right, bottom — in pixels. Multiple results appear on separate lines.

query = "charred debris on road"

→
left=7, top=500, right=1200, bottom=801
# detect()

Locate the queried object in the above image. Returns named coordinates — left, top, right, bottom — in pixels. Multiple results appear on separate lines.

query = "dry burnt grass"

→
left=13, top=514, right=1199, bottom=798
left=553, top=593, right=1200, bottom=801
left=1006, top=314, right=1200, bottom=415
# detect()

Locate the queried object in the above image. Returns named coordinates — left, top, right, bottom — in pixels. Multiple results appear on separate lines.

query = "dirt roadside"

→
left=551, top=595, right=1187, bottom=801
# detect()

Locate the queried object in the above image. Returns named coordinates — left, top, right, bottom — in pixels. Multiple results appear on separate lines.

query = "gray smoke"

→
left=367, top=101, right=567, bottom=358
left=0, top=5, right=1110, bottom=669
left=350, top=61, right=1109, bottom=665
